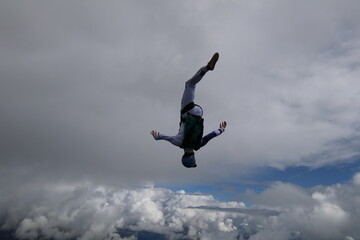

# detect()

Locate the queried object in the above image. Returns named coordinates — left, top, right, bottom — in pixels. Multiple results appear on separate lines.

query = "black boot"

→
left=207, top=52, right=219, bottom=71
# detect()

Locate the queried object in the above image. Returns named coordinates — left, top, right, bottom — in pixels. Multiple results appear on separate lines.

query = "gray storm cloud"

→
left=1, top=0, right=360, bottom=185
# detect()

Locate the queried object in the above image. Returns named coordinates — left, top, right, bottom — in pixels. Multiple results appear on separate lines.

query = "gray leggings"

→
left=181, top=66, right=208, bottom=113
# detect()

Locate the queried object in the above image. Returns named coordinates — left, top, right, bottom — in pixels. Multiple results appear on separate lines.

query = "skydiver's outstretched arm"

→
left=150, top=121, right=226, bottom=149
left=199, top=121, right=227, bottom=148
left=150, top=130, right=183, bottom=147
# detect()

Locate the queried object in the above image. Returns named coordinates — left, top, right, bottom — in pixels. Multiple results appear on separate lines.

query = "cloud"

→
left=353, top=172, right=360, bottom=185
left=243, top=179, right=360, bottom=240
left=2, top=177, right=360, bottom=240
left=0, top=183, right=249, bottom=239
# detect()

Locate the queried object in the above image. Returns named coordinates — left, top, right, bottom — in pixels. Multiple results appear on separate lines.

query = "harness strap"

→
left=181, top=102, right=195, bottom=115
left=180, top=102, right=204, bottom=123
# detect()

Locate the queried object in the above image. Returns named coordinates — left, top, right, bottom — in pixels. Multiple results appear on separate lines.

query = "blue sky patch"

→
left=161, top=158, right=360, bottom=202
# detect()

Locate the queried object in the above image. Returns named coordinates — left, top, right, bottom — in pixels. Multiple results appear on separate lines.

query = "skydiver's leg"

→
left=180, top=52, right=219, bottom=110
left=181, top=66, right=208, bottom=109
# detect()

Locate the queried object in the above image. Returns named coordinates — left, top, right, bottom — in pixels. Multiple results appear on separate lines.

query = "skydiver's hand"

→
left=150, top=130, right=160, bottom=139
left=219, top=121, right=227, bottom=134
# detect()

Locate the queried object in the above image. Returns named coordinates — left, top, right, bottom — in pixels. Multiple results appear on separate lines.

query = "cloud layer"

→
left=2, top=174, right=360, bottom=240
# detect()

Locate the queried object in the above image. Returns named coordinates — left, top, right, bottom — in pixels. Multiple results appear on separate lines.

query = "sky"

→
left=1, top=0, right=360, bottom=239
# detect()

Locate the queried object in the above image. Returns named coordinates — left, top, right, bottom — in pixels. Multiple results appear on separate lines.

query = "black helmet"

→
left=181, top=152, right=197, bottom=168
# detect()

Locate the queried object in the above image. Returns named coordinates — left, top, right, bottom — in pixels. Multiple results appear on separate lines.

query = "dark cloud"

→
left=0, top=0, right=213, bottom=187
left=187, top=206, right=281, bottom=216
left=1, top=0, right=360, bottom=188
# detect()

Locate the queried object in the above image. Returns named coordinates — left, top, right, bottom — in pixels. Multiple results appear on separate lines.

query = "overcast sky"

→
left=1, top=1, right=360, bottom=239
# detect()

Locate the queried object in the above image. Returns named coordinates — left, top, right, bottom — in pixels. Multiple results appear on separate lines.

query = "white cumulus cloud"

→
left=353, top=172, right=360, bottom=185
left=1, top=181, right=360, bottom=240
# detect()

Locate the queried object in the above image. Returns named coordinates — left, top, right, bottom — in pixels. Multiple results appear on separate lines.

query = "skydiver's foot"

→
left=207, top=52, right=219, bottom=71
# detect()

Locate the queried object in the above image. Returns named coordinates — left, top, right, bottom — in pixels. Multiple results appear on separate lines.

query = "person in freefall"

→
left=151, top=52, right=227, bottom=168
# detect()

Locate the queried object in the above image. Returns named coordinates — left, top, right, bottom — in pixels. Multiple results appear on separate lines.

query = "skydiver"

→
left=151, top=52, right=227, bottom=168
